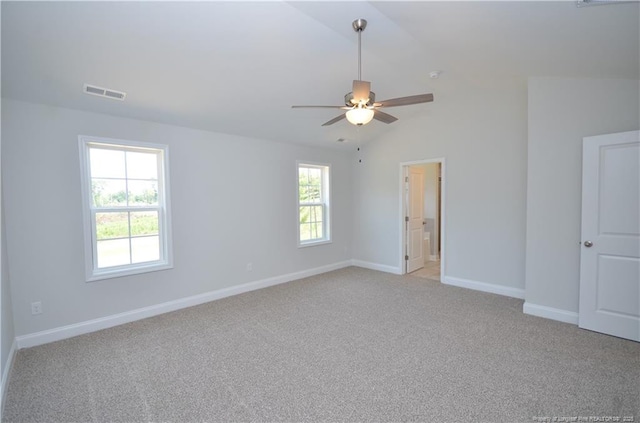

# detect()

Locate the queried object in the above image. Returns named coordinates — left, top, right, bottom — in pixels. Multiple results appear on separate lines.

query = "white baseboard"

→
left=523, top=302, right=579, bottom=325
left=1, top=339, right=17, bottom=418
left=351, top=259, right=403, bottom=275
left=442, top=276, right=525, bottom=299
left=429, top=255, right=439, bottom=261
left=16, top=260, right=352, bottom=349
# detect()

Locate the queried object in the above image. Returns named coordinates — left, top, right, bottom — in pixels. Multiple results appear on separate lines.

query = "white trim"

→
left=15, top=261, right=352, bottom=349
left=298, top=239, right=332, bottom=248
left=523, top=302, right=579, bottom=325
left=429, top=255, right=440, bottom=261
left=87, top=262, right=173, bottom=282
left=1, top=339, right=17, bottom=417
left=351, top=259, right=403, bottom=275
left=442, top=276, right=525, bottom=299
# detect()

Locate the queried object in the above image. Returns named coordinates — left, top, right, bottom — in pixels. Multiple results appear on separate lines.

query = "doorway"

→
left=400, top=159, right=444, bottom=280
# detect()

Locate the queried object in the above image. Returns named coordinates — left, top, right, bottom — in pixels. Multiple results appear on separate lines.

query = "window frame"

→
left=78, top=135, right=173, bottom=282
left=296, top=161, right=331, bottom=247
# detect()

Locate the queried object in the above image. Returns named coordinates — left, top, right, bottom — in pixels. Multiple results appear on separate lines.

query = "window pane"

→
left=92, top=179, right=127, bottom=207
left=300, top=185, right=321, bottom=203
left=299, top=167, right=309, bottom=186
left=300, top=205, right=323, bottom=224
left=299, top=206, right=310, bottom=224
left=90, top=148, right=125, bottom=178
left=307, top=185, right=321, bottom=203
left=96, top=212, right=129, bottom=240
left=299, top=186, right=309, bottom=202
left=305, top=205, right=323, bottom=223
left=300, top=222, right=324, bottom=242
left=128, top=181, right=158, bottom=206
left=126, top=151, right=158, bottom=180
left=312, top=222, right=323, bottom=239
left=300, top=223, right=312, bottom=241
left=309, top=205, right=317, bottom=222
left=131, top=236, right=160, bottom=264
left=97, top=238, right=130, bottom=268
left=308, top=168, right=322, bottom=186
left=130, top=211, right=159, bottom=236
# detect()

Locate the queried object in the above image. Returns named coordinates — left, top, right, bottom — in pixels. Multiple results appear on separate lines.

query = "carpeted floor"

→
left=3, top=267, right=639, bottom=422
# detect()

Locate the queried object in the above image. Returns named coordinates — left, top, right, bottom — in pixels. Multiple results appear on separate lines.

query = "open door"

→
left=578, top=130, right=639, bottom=341
left=406, top=166, right=425, bottom=273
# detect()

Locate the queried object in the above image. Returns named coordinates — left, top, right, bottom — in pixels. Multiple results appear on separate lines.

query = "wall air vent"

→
left=83, top=84, right=126, bottom=101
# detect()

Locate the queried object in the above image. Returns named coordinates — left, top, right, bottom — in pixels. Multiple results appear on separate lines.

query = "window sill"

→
left=298, top=239, right=332, bottom=248
left=86, top=262, right=173, bottom=282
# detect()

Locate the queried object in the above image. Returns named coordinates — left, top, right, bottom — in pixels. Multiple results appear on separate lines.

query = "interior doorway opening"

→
left=400, top=159, right=444, bottom=281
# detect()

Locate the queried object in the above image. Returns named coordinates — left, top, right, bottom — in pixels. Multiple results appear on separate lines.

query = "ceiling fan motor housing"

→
left=345, top=91, right=375, bottom=107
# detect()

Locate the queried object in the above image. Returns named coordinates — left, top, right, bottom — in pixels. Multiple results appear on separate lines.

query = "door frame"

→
left=399, top=158, right=446, bottom=276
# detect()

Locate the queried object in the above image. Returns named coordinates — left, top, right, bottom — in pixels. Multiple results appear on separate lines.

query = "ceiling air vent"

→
left=83, top=84, right=126, bottom=101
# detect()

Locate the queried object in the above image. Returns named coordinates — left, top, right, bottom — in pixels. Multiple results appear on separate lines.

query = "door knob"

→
left=584, top=241, right=593, bottom=247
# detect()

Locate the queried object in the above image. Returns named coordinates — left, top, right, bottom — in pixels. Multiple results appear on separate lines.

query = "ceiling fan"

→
left=292, top=18, right=434, bottom=127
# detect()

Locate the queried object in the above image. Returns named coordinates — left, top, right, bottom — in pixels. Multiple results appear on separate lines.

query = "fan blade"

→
left=352, top=80, right=371, bottom=103
left=373, top=110, right=398, bottom=124
left=322, top=114, right=346, bottom=126
left=375, top=93, right=434, bottom=108
left=292, top=105, right=350, bottom=109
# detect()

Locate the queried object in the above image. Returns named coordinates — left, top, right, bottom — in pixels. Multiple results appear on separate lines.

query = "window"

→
left=79, top=136, right=172, bottom=281
left=297, top=162, right=331, bottom=246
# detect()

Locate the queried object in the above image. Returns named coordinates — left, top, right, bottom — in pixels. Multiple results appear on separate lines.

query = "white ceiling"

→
left=2, top=1, right=638, bottom=149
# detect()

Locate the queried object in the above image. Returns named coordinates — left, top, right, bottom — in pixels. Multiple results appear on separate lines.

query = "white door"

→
left=579, top=130, right=640, bottom=342
left=406, top=166, right=425, bottom=273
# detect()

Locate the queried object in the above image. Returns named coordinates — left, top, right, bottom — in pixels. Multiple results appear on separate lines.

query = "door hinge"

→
left=405, top=216, right=409, bottom=222
left=405, top=177, right=409, bottom=182
left=405, top=255, right=409, bottom=261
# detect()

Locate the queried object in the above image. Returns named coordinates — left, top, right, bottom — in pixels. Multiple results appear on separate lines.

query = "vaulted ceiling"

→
left=2, top=1, right=638, bottom=149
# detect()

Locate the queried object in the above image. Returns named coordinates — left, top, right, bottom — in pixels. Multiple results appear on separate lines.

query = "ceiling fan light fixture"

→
left=346, top=106, right=374, bottom=126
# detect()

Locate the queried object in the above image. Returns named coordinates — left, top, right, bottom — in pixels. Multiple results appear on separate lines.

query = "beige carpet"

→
left=3, top=267, right=639, bottom=422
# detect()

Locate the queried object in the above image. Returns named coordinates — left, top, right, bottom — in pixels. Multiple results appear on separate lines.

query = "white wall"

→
left=1, top=203, right=15, bottom=387
left=0, top=5, right=15, bottom=401
left=352, top=77, right=528, bottom=289
left=525, top=77, right=640, bottom=314
left=1, top=99, right=352, bottom=337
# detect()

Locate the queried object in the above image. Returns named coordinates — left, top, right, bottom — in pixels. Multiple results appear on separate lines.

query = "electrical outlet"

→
left=246, top=263, right=253, bottom=271
left=31, top=301, right=42, bottom=315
